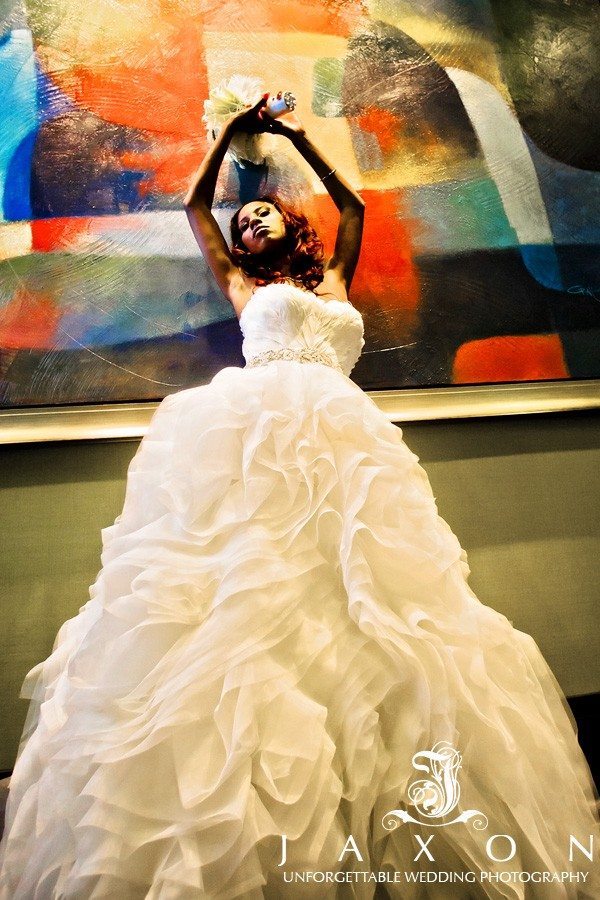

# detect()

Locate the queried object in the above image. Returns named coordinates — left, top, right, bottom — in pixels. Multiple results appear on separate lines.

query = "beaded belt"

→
left=245, top=347, right=343, bottom=373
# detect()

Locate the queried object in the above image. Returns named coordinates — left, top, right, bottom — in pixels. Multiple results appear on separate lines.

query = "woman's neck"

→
left=268, top=257, right=292, bottom=277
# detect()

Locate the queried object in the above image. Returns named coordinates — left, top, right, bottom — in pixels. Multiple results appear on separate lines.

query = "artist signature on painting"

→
left=566, top=285, right=600, bottom=304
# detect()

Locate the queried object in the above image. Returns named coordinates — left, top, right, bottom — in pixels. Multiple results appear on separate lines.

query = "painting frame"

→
left=1, top=2, right=599, bottom=435
left=1, top=378, right=598, bottom=444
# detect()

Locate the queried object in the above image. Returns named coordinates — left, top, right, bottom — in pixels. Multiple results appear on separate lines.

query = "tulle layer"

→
left=1, top=361, right=598, bottom=899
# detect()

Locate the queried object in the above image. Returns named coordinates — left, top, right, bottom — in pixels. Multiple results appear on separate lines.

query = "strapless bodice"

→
left=239, top=281, right=365, bottom=377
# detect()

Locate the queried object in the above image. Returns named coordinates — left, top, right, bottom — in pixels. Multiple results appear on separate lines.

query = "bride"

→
left=184, top=95, right=365, bottom=323
left=0, top=97, right=598, bottom=899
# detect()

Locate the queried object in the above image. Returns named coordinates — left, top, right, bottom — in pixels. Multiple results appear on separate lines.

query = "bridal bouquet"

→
left=202, top=75, right=277, bottom=167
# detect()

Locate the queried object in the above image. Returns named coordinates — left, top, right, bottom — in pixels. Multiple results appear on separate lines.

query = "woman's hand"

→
left=226, top=95, right=269, bottom=135
left=223, top=92, right=305, bottom=140
left=258, top=104, right=305, bottom=140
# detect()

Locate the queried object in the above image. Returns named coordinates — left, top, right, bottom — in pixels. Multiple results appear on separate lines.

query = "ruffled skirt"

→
left=0, top=361, right=598, bottom=899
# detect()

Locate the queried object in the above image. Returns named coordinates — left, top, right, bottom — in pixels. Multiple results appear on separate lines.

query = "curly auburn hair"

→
left=229, top=195, right=325, bottom=291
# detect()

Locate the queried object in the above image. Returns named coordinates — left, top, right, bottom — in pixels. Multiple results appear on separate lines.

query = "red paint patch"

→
left=452, top=334, right=569, bottom=384
left=31, top=217, right=92, bottom=253
left=61, top=25, right=206, bottom=136
left=309, top=189, right=420, bottom=341
left=357, top=108, right=400, bottom=154
left=0, top=288, right=60, bottom=349
left=354, top=189, right=419, bottom=311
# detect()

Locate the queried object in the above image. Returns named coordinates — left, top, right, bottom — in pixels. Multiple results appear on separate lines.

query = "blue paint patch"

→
left=525, top=135, right=600, bottom=249
left=405, top=177, right=517, bottom=253
left=3, top=129, right=37, bottom=220
left=0, top=29, right=38, bottom=222
left=520, top=244, right=563, bottom=292
left=406, top=177, right=565, bottom=290
left=116, top=170, right=148, bottom=211
left=34, top=57, right=76, bottom=123
left=232, top=159, right=269, bottom=206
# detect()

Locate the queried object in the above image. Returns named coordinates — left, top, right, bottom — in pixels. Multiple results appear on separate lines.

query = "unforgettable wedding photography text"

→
left=276, top=831, right=595, bottom=886
left=279, top=869, right=591, bottom=886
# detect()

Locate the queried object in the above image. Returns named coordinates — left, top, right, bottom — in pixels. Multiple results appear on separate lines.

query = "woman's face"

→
left=236, top=201, right=287, bottom=255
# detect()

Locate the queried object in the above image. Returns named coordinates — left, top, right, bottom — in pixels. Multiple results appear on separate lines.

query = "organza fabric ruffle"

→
left=0, top=360, right=598, bottom=899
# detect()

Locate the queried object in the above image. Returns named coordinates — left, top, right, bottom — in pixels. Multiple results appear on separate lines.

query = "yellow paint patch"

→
left=0, top=223, right=32, bottom=260
left=202, top=30, right=349, bottom=58
left=32, top=0, right=170, bottom=65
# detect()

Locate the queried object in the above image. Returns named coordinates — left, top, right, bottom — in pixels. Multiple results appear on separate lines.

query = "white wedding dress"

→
left=0, top=281, right=598, bottom=899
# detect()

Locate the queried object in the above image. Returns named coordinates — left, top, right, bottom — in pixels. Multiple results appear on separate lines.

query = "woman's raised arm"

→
left=265, top=114, right=365, bottom=295
left=183, top=97, right=268, bottom=301
left=292, top=131, right=365, bottom=295
left=294, top=131, right=365, bottom=294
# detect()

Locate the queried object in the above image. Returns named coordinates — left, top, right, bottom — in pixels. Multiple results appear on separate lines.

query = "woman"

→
left=0, top=98, right=598, bottom=899
left=183, top=95, right=365, bottom=320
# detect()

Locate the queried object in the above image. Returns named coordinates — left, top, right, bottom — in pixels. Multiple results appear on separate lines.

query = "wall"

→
left=1, top=409, right=598, bottom=770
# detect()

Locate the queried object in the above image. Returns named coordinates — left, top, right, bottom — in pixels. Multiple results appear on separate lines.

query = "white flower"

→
left=202, top=75, right=275, bottom=168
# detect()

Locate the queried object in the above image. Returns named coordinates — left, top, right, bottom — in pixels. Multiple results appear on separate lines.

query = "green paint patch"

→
left=446, top=177, right=516, bottom=248
left=312, top=58, right=344, bottom=118
left=409, top=176, right=517, bottom=253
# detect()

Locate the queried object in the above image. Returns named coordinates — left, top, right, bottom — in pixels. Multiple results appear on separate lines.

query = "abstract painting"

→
left=0, top=0, right=598, bottom=406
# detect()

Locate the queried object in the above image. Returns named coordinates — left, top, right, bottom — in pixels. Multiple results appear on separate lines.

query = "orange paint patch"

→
left=38, top=22, right=209, bottom=198
left=43, top=24, right=206, bottom=137
left=203, top=0, right=361, bottom=37
left=309, top=194, right=338, bottom=254
left=297, top=191, right=419, bottom=344
left=452, top=335, right=569, bottom=384
left=0, top=289, right=60, bottom=349
left=119, top=140, right=207, bottom=197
